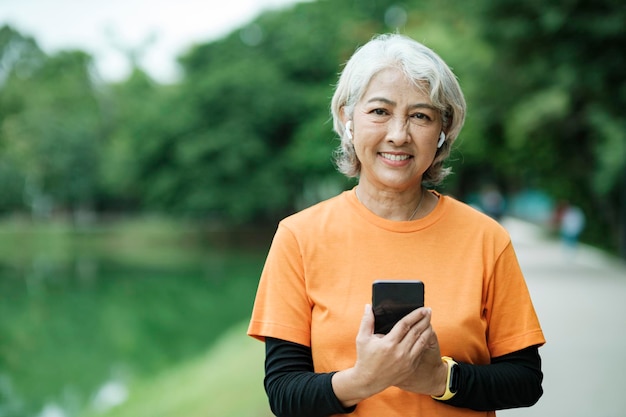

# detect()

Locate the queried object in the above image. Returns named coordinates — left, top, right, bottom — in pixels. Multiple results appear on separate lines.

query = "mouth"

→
left=379, top=152, right=412, bottom=162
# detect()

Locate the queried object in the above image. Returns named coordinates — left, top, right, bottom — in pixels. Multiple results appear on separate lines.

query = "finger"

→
left=406, top=306, right=431, bottom=326
left=408, top=325, right=433, bottom=355
left=357, top=304, right=375, bottom=340
left=410, top=322, right=440, bottom=358
left=412, top=308, right=433, bottom=342
left=388, top=307, right=431, bottom=341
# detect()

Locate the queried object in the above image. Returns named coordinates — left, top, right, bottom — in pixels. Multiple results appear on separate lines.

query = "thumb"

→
left=358, top=304, right=375, bottom=337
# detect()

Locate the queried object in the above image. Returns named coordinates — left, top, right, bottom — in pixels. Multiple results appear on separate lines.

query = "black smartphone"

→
left=372, top=280, right=425, bottom=334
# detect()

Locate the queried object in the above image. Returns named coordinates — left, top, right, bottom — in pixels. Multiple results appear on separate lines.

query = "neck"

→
left=355, top=185, right=426, bottom=221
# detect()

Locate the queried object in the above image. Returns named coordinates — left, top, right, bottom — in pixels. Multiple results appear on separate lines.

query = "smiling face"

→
left=348, top=67, right=443, bottom=194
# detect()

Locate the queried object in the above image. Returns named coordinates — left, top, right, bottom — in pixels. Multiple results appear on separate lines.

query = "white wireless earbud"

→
left=345, top=121, right=353, bottom=140
left=437, top=131, right=446, bottom=148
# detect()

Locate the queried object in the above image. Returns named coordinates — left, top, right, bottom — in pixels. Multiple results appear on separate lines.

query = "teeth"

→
left=381, top=153, right=411, bottom=161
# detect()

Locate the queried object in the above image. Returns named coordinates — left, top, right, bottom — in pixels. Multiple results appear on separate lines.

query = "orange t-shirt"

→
left=248, top=189, right=545, bottom=417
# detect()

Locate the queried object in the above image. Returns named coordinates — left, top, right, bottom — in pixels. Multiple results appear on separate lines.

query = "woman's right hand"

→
left=331, top=304, right=434, bottom=406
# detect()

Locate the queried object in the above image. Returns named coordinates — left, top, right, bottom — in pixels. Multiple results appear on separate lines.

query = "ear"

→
left=340, top=106, right=353, bottom=139
left=340, top=106, right=349, bottom=124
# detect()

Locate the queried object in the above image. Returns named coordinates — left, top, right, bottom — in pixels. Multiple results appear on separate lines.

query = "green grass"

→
left=79, top=321, right=273, bottom=417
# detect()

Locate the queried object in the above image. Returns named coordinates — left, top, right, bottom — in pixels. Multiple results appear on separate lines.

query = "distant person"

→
left=479, top=183, right=506, bottom=221
left=248, top=33, right=545, bottom=417
left=560, top=203, right=585, bottom=250
left=550, top=200, right=568, bottom=235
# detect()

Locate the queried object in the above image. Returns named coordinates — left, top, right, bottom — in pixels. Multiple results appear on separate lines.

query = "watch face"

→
left=450, top=363, right=459, bottom=393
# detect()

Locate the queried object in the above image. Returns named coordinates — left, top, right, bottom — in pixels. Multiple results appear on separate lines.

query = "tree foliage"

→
left=477, top=0, right=626, bottom=253
left=1, top=26, right=103, bottom=217
left=0, top=0, right=624, bottom=254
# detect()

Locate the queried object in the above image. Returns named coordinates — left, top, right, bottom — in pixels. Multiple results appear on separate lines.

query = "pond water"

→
left=0, top=220, right=270, bottom=417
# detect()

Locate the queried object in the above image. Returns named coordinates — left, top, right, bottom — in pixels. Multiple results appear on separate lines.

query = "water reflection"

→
left=1, top=227, right=266, bottom=417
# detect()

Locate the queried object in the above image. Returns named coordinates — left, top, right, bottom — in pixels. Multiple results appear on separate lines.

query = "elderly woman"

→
left=248, top=33, right=545, bottom=417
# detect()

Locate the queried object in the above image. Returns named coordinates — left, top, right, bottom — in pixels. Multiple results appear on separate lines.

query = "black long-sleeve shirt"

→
left=264, top=337, right=543, bottom=417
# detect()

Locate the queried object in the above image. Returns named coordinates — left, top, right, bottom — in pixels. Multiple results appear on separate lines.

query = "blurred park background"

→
left=1, top=0, right=624, bottom=416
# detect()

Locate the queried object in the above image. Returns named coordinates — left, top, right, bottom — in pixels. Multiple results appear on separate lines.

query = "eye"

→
left=411, top=112, right=431, bottom=121
left=371, top=108, right=389, bottom=116
left=409, top=111, right=437, bottom=126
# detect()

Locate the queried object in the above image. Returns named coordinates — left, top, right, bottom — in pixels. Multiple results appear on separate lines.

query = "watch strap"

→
left=432, top=356, right=458, bottom=401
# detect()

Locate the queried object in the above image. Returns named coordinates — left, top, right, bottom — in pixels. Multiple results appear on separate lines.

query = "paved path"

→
left=499, top=218, right=626, bottom=417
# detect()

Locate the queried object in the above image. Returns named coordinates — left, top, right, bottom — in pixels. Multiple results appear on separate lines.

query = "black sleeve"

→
left=264, top=337, right=356, bottom=417
left=265, top=337, right=543, bottom=414
left=441, top=345, right=544, bottom=411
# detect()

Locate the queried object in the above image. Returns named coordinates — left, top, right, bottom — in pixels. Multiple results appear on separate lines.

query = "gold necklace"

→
left=356, top=186, right=426, bottom=221
left=407, top=187, right=425, bottom=220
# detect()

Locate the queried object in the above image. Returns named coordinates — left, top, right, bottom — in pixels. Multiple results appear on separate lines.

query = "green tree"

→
left=478, top=0, right=626, bottom=255
left=164, top=1, right=376, bottom=222
left=1, top=27, right=103, bottom=218
left=98, top=68, right=180, bottom=212
left=0, top=25, right=47, bottom=211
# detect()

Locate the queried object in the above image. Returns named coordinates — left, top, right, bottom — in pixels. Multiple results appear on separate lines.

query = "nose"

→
left=386, top=117, right=410, bottom=145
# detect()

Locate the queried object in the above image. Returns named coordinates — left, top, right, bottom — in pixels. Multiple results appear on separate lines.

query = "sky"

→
left=0, top=0, right=307, bottom=83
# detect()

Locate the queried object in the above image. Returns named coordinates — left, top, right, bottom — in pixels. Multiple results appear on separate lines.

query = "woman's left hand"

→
left=393, top=310, right=448, bottom=396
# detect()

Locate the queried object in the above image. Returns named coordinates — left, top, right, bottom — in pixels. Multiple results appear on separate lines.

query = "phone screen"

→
left=372, top=280, right=425, bottom=334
